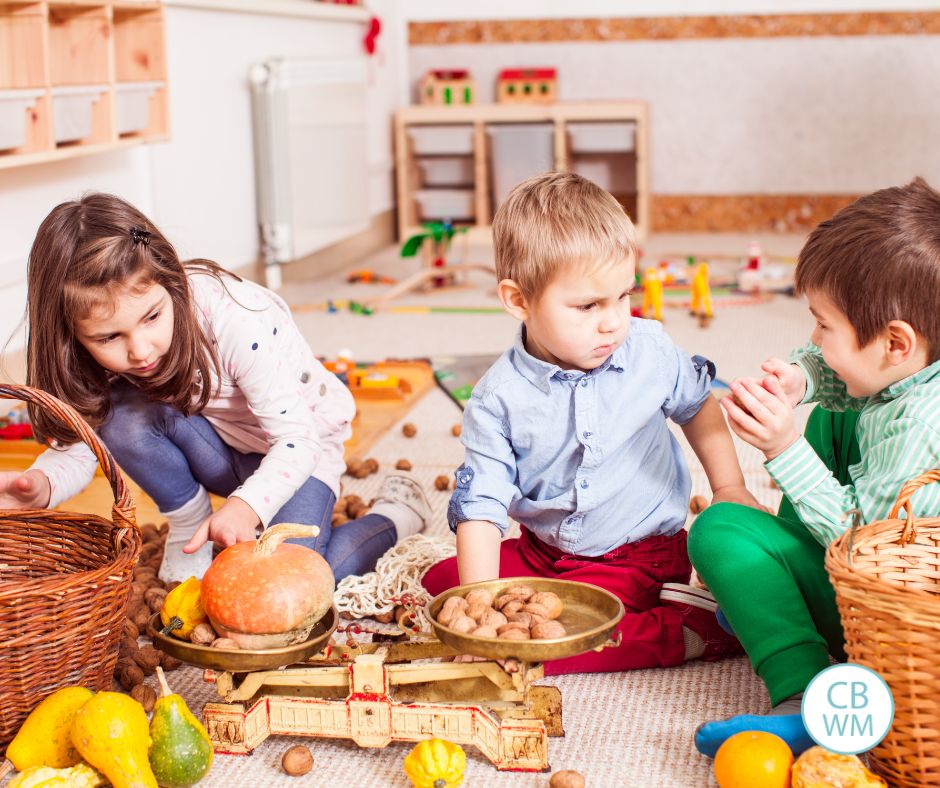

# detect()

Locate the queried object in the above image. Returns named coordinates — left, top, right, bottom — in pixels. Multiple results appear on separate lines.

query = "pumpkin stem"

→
left=255, top=522, right=321, bottom=556
left=160, top=616, right=183, bottom=637
left=156, top=665, right=173, bottom=698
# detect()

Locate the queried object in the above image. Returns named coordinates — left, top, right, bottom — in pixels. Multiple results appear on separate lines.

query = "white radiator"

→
left=249, top=57, right=369, bottom=288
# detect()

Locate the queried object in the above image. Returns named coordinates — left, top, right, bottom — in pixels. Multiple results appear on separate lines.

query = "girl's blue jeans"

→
left=98, top=382, right=395, bottom=580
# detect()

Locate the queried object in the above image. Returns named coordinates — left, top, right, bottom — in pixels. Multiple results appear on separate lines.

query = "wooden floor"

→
left=0, top=362, right=435, bottom=525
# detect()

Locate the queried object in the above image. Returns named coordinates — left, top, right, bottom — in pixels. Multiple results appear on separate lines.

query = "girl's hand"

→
left=720, top=376, right=799, bottom=460
left=710, top=484, right=771, bottom=513
left=760, top=357, right=807, bottom=408
left=0, top=469, right=51, bottom=510
left=182, top=496, right=262, bottom=553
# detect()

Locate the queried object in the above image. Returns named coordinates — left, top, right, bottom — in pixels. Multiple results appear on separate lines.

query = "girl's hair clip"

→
left=130, top=227, right=151, bottom=246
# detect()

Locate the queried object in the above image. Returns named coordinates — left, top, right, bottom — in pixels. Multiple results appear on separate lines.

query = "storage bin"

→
left=51, top=84, right=107, bottom=143
left=408, top=124, right=474, bottom=155
left=567, top=121, right=636, bottom=153
left=414, top=188, right=475, bottom=221
left=115, top=80, right=162, bottom=135
left=418, top=156, right=474, bottom=187
left=0, top=89, right=45, bottom=151
left=487, top=123, right=554, bottom=208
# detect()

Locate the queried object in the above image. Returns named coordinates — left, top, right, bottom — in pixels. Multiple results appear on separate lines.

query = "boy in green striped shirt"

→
left=691, top=177, right=940, bottom=756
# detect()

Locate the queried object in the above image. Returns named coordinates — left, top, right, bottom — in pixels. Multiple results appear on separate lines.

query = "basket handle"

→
left=888, top=469, right=940, bottom=546
left=0, top=383, right=136, bottom=531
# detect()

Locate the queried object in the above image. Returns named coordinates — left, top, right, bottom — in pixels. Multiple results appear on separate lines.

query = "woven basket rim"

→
left=827, top=517, right=940, bottom=609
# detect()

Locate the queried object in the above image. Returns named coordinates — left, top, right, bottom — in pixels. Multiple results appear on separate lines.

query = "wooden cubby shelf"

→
left=395, top=101, right=649, bottom=242
left=0, top=0, right=169, bottom=169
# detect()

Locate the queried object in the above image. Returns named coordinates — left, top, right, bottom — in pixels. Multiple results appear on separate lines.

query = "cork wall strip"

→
left=409, top=13, right=940, bottom=46
left=649, top=194, right=860, bottom=233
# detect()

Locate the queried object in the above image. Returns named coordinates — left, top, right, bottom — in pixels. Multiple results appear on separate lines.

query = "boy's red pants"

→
left=421, top=527, right=691, bottom=675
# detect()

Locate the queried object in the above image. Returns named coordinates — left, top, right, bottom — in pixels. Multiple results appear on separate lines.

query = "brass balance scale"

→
left=150, top=578, right=624, bottom=772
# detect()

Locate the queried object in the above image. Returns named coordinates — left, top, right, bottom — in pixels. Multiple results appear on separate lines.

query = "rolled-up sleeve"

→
left=447, top=393, right=519, bottom=535
left=661, top=337, right=715, bottom=424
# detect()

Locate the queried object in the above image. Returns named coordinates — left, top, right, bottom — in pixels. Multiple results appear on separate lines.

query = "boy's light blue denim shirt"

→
left=447, top=318, right=715, bottom=556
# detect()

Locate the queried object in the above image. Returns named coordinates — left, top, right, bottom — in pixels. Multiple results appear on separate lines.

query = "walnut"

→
left=190, top=622, right=218, bottom=646
left=211, top=637, right=241, bottom=650
left=502, top=584, right=535, bottom=601
left=133, top=646, right=162, bottom=675
left=530, top=620, right=567, bottom=639
left=479, top=609, right=507, bottom=630
left=529, top=591, right=563, bottom=619
left=499, top=626, right=530, bottom=640
left=281, top=744, right=314, bottom=776
left=470, top=625, right=498, bottom=638
left=449, top=615, right=476, bottom=634
left=464, top=589, right=494, bottom=607
left=689, top=495, right=710, bottom=514
left=130, top=684, right=157, bottom=714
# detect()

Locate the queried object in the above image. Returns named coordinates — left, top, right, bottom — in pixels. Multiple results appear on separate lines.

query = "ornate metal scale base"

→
left=151, top=577, right=623, bottom=773
left=202, top=637, right=563, bottom=771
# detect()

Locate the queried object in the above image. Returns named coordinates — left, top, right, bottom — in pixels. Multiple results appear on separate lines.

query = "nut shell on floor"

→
left=281, top=745, right=314, bottom=776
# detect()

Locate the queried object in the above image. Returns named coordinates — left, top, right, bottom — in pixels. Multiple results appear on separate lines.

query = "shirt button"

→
left=582, top=431, right=592, bottom=439
left=580, top=479, right=589, bottom=489
left=580, top=378, right=588, bottom=387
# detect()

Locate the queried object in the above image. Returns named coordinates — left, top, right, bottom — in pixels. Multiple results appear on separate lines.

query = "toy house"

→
left=419, top=69, right=476, bottom=105
left=496, top=68, right=557, bottom=104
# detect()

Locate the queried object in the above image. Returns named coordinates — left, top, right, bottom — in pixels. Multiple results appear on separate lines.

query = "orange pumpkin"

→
left=201, top=523, right=334, bottom=649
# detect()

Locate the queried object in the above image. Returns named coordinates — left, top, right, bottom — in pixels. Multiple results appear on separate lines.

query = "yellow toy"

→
left=689, top=260, right=713, bottom=325
left=641, top=267, right=664, bottom=321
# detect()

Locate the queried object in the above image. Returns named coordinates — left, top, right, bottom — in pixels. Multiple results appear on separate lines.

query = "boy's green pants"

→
left=688, top=407, right=860, bottom=706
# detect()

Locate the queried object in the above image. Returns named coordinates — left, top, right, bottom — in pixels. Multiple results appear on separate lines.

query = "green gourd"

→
left=148, top=667, right=213, bottom=787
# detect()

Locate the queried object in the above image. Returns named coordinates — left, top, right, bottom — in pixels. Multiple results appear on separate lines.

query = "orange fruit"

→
left=714, top=730, right=793, bottom=788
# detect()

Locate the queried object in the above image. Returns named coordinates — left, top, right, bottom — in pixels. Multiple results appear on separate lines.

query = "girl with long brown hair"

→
left=0, top=193, right=431, bottom=582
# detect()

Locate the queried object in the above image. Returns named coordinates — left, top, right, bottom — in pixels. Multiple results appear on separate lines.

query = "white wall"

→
left=0, top=0, right=406, bottom=355
left=409, top=36, right=940, bottom=196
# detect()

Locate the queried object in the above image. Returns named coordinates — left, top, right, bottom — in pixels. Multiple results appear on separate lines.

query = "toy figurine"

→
left=689, top=259, right=713, bottom=327
left=641, top=267, right=664, bottom=322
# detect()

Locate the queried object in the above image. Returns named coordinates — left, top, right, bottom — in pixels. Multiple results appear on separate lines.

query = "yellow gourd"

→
left=70, top=691, right=157, bottom=788
left=6, top=686, right=95, bottom=770
left=403, top=739, right=466, bottom=788
left=159, top=576, right=206, bottom=640
left=8, top=762, right=105, bottom=788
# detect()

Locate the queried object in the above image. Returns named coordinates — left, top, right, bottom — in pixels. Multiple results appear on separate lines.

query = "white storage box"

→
left=52, top=85, right=107, bottom=144
left=408, top=125, right=474, bottom=155
left=418, top=157, right=474, bottom=186
left=567, top=122, right=636, bottom=153
left=115, top=81, right=162, bottom=135
left=487, top=123, right=554, bottom=208
left=414, top=188, right=475, bottom=221
left=0, top=88, right=45, bottom=151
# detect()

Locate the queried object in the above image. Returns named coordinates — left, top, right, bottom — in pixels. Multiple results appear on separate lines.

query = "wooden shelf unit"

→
left=0, top=1, right=169, bottom=169
left=395, top=101, right=648, bottom=242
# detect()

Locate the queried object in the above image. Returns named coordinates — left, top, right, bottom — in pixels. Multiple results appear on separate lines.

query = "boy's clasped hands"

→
left=721, top=358, right=807, bottom=461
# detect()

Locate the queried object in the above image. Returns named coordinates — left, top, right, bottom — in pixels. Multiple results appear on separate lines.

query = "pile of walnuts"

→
left=116, top=523, right=181, bottom=711
left=437, top=584, right=567, bottom=640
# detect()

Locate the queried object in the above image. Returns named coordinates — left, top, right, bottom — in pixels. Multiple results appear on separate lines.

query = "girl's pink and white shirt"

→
left=31, top=271, right=355, bottom=524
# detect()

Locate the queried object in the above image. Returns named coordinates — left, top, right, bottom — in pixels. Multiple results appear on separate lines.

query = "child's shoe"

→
left=367, top=471, right=432, bottom=540
left=660, top=583, right=744, bottom=661
left=659, top=582, right=718, bottom=611
left=159, top=487, right=214, bottom=583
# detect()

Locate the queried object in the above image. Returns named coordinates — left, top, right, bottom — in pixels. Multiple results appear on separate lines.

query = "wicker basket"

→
left=826, top=469, right=940, bottom=787
left=0, top=384, right=140, bottom=756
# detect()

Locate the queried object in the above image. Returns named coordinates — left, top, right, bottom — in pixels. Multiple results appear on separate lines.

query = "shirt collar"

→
left=510, top=326, right=625, bottom=395
left=878, top=356, right=940, bottom=400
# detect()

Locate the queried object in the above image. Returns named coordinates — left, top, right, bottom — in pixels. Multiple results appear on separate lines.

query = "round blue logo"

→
left=802, top=664, right=894, bottom=754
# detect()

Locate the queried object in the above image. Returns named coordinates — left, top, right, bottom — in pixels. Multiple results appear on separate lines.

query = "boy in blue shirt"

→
left=423, top=171, right=761, bottom=673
